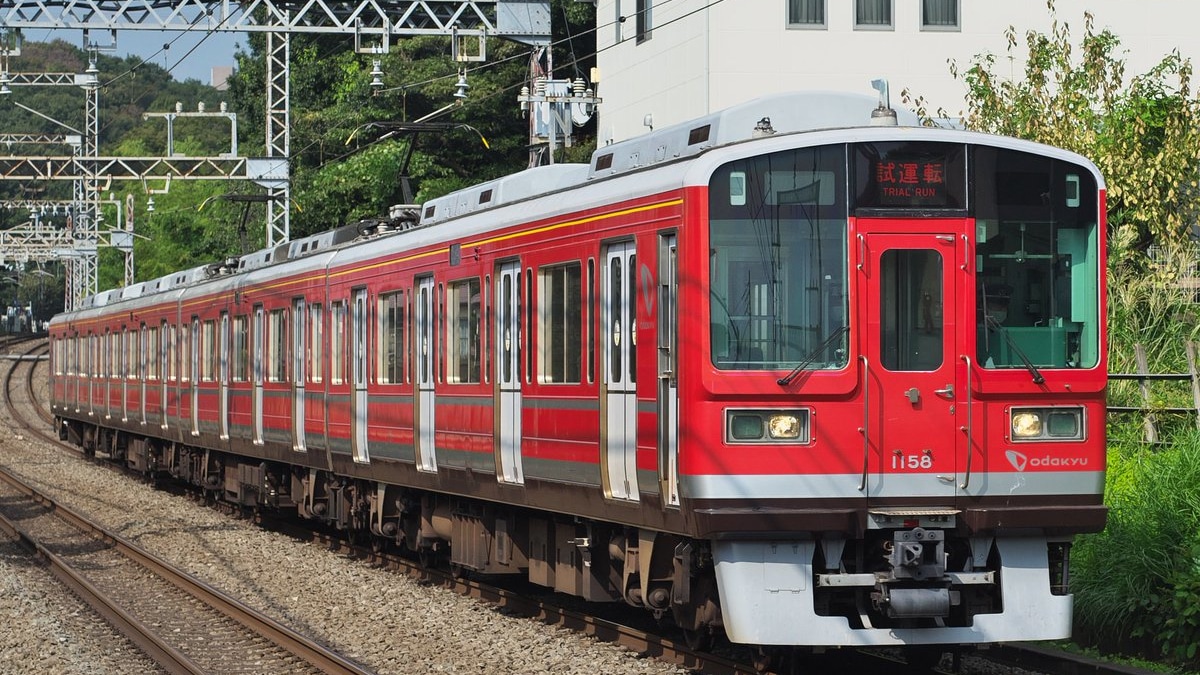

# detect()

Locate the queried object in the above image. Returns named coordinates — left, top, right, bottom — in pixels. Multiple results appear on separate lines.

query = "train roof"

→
left=55, top=91, right=1102, bottom=324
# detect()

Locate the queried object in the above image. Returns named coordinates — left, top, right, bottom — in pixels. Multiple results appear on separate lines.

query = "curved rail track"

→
left=2, top=335, right=1168, bottom=675
left=1, top=336, right=372, bottom=675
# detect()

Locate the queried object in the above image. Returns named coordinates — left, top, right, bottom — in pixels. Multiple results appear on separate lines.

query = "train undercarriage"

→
left=61, top=416, right=1067, bottom=666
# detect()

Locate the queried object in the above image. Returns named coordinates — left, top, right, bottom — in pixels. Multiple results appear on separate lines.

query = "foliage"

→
left=1072, top=432, right=1200, bottom=666
left=903, top=0, right=1200, bottom=248
left=226, top=0, right=596, bottom=238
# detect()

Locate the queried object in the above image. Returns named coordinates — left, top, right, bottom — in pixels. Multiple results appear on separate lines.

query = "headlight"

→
left=727, top=409, right=811, bottom=444
left=1011, top=412, right=1043, bottom=438
left=768, top=414, right=801, bottom=439
left=1011, top=407, right=1084, bottom=441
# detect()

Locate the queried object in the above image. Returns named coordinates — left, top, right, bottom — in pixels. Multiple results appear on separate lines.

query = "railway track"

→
left=2, top=335, right=1168, bottom=675
left=1, top=337, right=372, bottom=675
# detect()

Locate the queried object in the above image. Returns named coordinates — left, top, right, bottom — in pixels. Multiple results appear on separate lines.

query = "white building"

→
left=593, top=1, right=1200, bottom=143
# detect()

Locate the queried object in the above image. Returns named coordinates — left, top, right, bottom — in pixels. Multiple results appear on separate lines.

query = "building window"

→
left=855, top=0, right=893, bottom=29
left=636, top=0, right=652, bottom=43
left=448, top=279, right=481, bottom=384
left=788, top=0, right=825, bottom=28
left=921, top=0, right=959, bottom=30
left=539, top=263, right=582, bottom=384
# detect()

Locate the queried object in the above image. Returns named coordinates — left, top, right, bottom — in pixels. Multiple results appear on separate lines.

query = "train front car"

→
left=682, top=110, right=1107, bottom=647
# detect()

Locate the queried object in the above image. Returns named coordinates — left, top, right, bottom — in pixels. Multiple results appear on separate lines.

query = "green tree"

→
left=904, top=2, right=1200, bottom=248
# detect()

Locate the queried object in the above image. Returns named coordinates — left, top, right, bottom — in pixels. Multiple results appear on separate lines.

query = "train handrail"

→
left=858, top=354, right=869, bottom=492
left=959, top=354, right=975, bottom=490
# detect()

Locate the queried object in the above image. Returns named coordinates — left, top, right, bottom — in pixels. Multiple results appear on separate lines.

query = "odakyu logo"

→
left=1005, top=449, right=1090, bottom=471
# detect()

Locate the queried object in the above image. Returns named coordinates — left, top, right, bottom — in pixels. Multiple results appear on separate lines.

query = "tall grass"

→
left=1072, top=430, right=1200, bottom=663
left=1107, top=227, right=1200, bottom=401
left=1072, top=236, right=1200, bottom=665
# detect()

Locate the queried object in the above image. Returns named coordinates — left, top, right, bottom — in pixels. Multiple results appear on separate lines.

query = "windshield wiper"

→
left=777, top=326, right=849, bottom=387
left=986, top=317, right=1046, bottom=384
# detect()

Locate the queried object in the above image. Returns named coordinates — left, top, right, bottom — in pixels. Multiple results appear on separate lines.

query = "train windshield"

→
left=973, top=148, right=1101, bottom=370
left=708, top=145, right=850, bottom=371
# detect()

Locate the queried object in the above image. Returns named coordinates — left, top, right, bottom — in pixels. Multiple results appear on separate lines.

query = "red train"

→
left=50, top=91, right=1107, bottom=657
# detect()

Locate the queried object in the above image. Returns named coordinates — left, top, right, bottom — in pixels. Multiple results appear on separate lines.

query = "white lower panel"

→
left=713, top=537, right=1071, bottom=646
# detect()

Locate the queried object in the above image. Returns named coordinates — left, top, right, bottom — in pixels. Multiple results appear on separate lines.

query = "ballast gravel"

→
left=0, top=361, right=688, bottom=675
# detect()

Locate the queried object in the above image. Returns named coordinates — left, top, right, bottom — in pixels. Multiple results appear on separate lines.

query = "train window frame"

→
left=438, top=283, right=446, bottom=384
left=148, top=324, right=160, bottom=380
left=179, top=322, right=190, bottom=383
left=139, top=324, right=148, bottom=381
left=524, top=268, right=534, bottom=384
left=378, top=290, right=407, bottom=385
left=330, top=300, right=347, bottom=385
left=484, top=275, right=491, bottom=385
left=538, top=262, right=583, bottom=385
left=268, top=308, right=287, bottom=383
left=587, top=258, right=596, bottom=384
left=232, top=315, right=250, bottom=383
left=167, top=321, right=177, bottom=382
left=447, top=277, right=482, bottom=384
left=201, top=319, right=216, bottom=382
left=308, top=303, right=324, bottom=384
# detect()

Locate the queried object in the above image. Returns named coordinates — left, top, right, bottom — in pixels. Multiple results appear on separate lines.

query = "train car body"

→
left=50, top=91, right=1107, bottom=652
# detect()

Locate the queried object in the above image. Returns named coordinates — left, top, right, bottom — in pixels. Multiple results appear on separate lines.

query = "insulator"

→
left=573, top=78, right=585, bottom=97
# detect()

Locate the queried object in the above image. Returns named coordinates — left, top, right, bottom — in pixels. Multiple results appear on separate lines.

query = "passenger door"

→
left=602, top=241, right=639, bottom=502
left=495, top=261, right=523, bottom=484
left=293, top=298, right=307, bottom=452
left=857, top=226, right=964, bottom=505
left=351, top=287, right=370, bottom=463
left=415, top=277, right=437, bottom=472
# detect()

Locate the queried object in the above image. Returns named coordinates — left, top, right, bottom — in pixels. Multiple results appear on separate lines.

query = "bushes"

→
left=1072, top=431, right=1200, bottom=665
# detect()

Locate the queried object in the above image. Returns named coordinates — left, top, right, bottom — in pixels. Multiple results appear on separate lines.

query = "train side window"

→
left=524, top=268, right=533, bottom=384
left=484, top=275, right=491, bottom=385
left=132, top=329, right=139, bottom=380
left=268, top=308, right=287, bottom=383
left=149, top=325, right=161, bottom=380
left=233, top=315, right=249, bottom=382
left=202, top=320, right=216, bottom=382
left=331, top=300, right=347, bottom=385
left=378, top=291, right=405, bottom=385
left=309, top=303, right=324, bottom=384
left=538, top=263, right=582, bottom=384
left=438, top=283, right=446, bottom=384
left=180, top=323, right=190, bottom=382
left=448, top=278, right=481, bottom=384
left=140, top=324, right=149, bottom=381
left=587, top=259, right=595, bottom=384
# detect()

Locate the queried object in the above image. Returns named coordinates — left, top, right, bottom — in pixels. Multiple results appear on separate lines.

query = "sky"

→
left=114, top=30, right=242, bottom=85
left=27, top=28, right=242, bottom=86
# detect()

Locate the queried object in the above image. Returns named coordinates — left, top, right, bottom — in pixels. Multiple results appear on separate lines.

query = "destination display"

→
left=854, top=141, right=966, bottom=210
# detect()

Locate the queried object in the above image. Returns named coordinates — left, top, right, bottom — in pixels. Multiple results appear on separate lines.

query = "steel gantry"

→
left=1, top=0, right=549, bottom=308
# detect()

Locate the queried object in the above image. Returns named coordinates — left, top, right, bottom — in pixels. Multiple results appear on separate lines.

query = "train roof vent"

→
left=419, top=164, right=590, bottom=226
left=120, top=282, right=146, bottom=301
left=588, top=91, right=920, bottom=179
left=91, top=289, right=121, bottom=307
left=238, top=248, right=275, bottom=272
